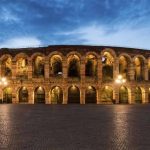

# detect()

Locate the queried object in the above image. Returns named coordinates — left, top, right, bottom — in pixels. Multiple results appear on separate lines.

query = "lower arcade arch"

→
left=68, top=85, right=80, bottom=103
left=101, top=86, right=113, bottom=102
left=3, top=87, right=12, bottom=103
left=119, top=86, right=128, bottom=104
left=34, top=87, right=45, bottom=103
left=135, top=87, right=143, bottom=103
left=50, top=86, right=63, bottom=104
left=85, top=86, right=97, bottom=103
left=19, top=87, right=28, bottom=103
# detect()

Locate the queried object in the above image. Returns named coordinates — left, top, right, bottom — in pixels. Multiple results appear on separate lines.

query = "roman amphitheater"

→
left=0, top=45, right=150, bottom=104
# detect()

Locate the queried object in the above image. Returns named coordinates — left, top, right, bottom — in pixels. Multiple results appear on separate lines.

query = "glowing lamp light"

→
left=115, top=75, right=126, bottom=84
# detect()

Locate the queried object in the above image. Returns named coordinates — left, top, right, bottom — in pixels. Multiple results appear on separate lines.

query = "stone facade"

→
left=0, top=45, right=150, bottom=104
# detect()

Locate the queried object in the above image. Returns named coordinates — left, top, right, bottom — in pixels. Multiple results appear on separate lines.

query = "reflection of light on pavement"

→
left=112, top=106, right=129, bottom=149
left=0, top=105, right=11, bottom=148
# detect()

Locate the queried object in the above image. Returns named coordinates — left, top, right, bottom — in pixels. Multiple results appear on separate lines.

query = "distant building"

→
left=0, top=45, right=150, bottom=104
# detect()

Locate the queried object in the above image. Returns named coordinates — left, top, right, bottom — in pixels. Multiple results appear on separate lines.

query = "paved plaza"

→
left=0, top=104, right=150, bottom=150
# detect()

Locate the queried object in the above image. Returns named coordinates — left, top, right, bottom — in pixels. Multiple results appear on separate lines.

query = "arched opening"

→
left=1, top=57, right=12, bottom=77
left=85, top=55, right=97, bottom=77
left=33, top=56, right=44, bottom=77
left=51, top=86, right=63, bottom=104
left=16, top=58, right=28, bottom=79
left=68, top=85, right=80, bottom=103
left=19, top=87, right=28, bottom=103
left=101, top=86, right=113, bottom=103
left=68, top=55, right=80, bottom=78
left=135, top=87, right=142, bottom=103
left=119, top=86, right=128, bottom=104
left=3, top=87, right=12, bottom=103
left=34, top=87, right=45, bottom=103
left=50, top=55, right=62, bottom=77
left=134, top=57, right=144, bottom=81
left=85, top=86, right=96, bottom=103
left=102, top=52, right=114, bottom=82
left=119, top=56, right=130, bottom=80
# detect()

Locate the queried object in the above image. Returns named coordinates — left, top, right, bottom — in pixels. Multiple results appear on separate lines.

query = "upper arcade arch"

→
left=102, top=51, right=114, bottom=82
left=67, top=54, right=80, bottom=78
left=85, top=54, right=97, bottom=77
left=50, top=55, right=63, bottom=77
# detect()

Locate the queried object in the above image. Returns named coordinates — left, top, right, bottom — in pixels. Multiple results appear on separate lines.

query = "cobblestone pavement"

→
left=0, top=104, right=150, bottom=150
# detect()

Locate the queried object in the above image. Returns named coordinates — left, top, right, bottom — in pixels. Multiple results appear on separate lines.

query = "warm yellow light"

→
left=122, top=79, right=126, bottom=83
left=118, top=75, right=122, bottom=79
left=1, top=77, right=6, bottom=82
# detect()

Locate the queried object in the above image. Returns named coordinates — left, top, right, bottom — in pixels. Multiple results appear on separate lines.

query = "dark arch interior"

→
left=2, top=58, right=12, bottom=77
left=68, top=86, right=80, bottom=103
left=102, top=65, right=113, bottom=81
left=68, top=58, right=80, bottom=77
left=3, top=88, right=12, bottom=103
left=34, top=87, right=45, bottom=103
left=135, top=87, right=142, bottom=103
left=85, top=86, right=96, bottom=103
left=33, top=56, right=44, bottom=77
left=119, top=86, right=128, bottom=104
left=51, top=87, right=63, bottom=104
left=19, top=87, right=28, bottom=103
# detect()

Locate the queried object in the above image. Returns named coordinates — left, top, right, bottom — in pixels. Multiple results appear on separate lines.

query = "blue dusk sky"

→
left=0, top=0, right=150, bottom=49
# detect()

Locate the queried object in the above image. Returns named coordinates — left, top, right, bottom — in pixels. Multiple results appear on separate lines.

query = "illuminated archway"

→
left=102, top=52, right=114, bottom=81
left=16, top=58, right=28, bottom=78
left=119, top=86, right=128, bottom=104
left=51, top=86, right=63, bottom=104
left=134, top=57, right=144, bottom=81
left=101, top=86, right=113, bottom=102
left=1, top=57, right=12, bottom=77
left=50, top=55, right=62, bottom=76
left=34, top=87, right=45, bottom=103
left=19, top=87, right=28, bottom=103
left=135, top=87, right=142, bottom=103
left=85, top=55, right=97, bottom=77
left=33, top=56, right=44, bottom=77
left=85, top=86, right=96, bottom=103
left=68, top=85, right=80, bottom=103
left=3, top=87, right=12, bottom=103
left=119, top=56, right=130, bottom=80
left=68, top=55, right=80, bottom=77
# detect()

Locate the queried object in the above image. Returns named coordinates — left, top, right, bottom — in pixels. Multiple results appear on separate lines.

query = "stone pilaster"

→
left=63, top=87, right=68, bottom=104
left=114, top=86, right=119, bottom=104
left=113, top=58, right=119, bottom=80
left=97, top=87, right=101, bottom=104
left=144, top=63, right=148, bottom=81
left=130, top=86, right=135, bottom=104
left=128, top=62, right=135, bottom=81
left=45, top=87, right=50, bottom=104
left=28, top=87, right=34, bottom=104
left=12, top=60, right=16, bottom=80
left=81, top=59, right=85, bottom=84
left=144, top=86, right=149, bottom=103
left=45, top=58, right=49, bottom=79
left=80, top=87, right=85, bottom=104
left=62, top=58, right=67, bottom=82
left=28, top=60, right=32, bottom=79
left=12, top=86, right=18, bottom=103
left=97, top=57, right=102, bottom=84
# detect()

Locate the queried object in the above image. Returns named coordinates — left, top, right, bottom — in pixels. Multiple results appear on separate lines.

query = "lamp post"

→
left=114, top=75, right=126, bottom=104
left=0, top=77, right=8, bottom=103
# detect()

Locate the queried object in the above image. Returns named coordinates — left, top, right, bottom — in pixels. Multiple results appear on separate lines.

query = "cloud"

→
left=0, top=37, right=42, bottom=48
left=56, top=24, right=150, bottom=49
left=0, top=7, right=20, bottom=23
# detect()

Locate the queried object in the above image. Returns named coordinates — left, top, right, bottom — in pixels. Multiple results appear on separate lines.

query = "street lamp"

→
left=115, top=75, right=126, bottom=84
left=0, top=77, right=8, bottom=103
